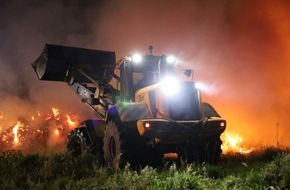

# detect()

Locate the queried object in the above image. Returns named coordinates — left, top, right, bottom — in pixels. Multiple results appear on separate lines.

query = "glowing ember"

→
left=0, top=107, right=80, bottom=153
left=221, top=132, right=254, bottom=154
left=66, top=115, right=76, bottom=127
left=52, top=107, right=60, bottom=120
left=12, top=121, right=23, bottom=146
left=0, top=112, right=3, bottom=134
left=55, top=129, right=59, bottom=136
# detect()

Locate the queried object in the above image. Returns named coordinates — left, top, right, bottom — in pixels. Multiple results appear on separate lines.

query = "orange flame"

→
left=55, top=129, right=59, bottom=136
left=221, top=132, right=254, bottom=154
left=12, top=121, right=23, bottom=146
left=52, top=107, right=60, bottom=120
left=0, top=112, right=2, bottom=135
left=66, top=115, right=76, bottom=128
left=0, top=107, right=80, bottom=152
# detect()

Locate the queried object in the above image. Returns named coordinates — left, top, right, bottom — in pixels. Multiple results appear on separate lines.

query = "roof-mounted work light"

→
left=131, top=54, right=142, bottom=63
left=166, top=55, right=176, bottom=64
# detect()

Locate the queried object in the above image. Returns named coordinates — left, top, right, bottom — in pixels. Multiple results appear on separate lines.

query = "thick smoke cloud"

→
left=0, top=0, right=101, bottom=125
left=0, top=0, right=289, bottom=146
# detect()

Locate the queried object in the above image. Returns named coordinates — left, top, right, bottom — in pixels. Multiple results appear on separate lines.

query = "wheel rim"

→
left=109, top=136, right=116, bottom=159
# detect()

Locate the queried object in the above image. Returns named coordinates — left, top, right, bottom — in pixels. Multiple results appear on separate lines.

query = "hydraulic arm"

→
left=31, top=43, right=117, bottom=119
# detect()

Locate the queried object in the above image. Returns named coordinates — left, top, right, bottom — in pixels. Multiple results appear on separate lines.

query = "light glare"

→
left=195, top=82, right=205, bottom=90
left=166, top=56, right=176, bottom=64
left=161, top=76, right=179, bottom=95
left=144, top=122, right=151, bottom=128
left=132, top=54, right=142, bottom=63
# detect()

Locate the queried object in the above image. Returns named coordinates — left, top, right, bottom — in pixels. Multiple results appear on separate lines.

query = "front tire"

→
left=103, top=121, right=144, bottom=170
left=184, top=137, right=222, bottom=164
left=66, top=128, right=89, bottom=157
left=103, top=122, right=121, bottom=169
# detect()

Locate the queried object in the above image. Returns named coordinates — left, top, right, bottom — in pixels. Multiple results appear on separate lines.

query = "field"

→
left=0, top=147, right=289, bottom=190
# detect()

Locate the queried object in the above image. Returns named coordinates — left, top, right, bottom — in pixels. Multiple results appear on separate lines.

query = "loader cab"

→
left=117, top=54, right=176, bottom=102
left=117, top=53, right=203, bottom=121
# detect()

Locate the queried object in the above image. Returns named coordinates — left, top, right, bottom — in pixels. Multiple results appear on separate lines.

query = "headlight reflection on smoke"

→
left=194, top=82, right=216, bottom=95
left=194, top=82, right=206, bottom=90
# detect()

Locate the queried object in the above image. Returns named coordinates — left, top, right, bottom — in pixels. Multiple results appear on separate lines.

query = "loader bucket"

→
left=31, top=44, right=116, bottom=83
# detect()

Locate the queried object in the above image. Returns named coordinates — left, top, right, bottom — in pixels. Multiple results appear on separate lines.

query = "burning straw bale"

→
left=0, top=107, right=79, bottom=153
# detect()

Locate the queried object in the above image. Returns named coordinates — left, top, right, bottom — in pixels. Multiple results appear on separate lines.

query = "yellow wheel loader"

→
left=32, top=44, right=226, bottom=169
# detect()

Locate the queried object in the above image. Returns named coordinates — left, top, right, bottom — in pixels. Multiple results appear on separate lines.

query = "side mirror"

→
left=183, top=69, right=192, bottom=77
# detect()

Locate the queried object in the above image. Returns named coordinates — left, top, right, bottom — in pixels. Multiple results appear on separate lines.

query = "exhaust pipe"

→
left=31, top=43, right=116, bottom=84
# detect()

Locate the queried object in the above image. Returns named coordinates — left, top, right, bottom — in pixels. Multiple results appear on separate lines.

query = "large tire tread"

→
left=103, top=121, right=147, bottom=170
left=183, top=137, right=222, bottom=165
left=66, top=127, right=104, bottom=163
left=66, top=127, right=89, bottom=157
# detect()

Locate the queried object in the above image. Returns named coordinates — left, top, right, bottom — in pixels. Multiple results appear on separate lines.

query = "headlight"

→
left=194, top=82, right=205, bottom=90
left=131, top=54, right=142, bottom=63
left=161, top=76, right=179, bottom=95
left=166, top=55, right=176, bottom=64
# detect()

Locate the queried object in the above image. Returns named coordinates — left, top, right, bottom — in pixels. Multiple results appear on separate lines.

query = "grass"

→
left=0, top=146, right=289, bottom=190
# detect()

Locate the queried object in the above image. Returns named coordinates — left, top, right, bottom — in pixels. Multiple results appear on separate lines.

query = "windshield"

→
left=133, top=71, right=158, bottom=91
left=131, top=55, right=176, bottom=91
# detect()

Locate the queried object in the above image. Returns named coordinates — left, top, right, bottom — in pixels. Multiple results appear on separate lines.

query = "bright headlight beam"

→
left=195, top=82, right=206, bottom=90
left=161, top=76, right=179, bottom=95
left=132, top=54, right=142, bottom=63
left=166, top=56, right=176, bottom=64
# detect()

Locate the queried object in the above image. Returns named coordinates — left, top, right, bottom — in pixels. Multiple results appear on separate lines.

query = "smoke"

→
left=0, top=0, right=289, bottom=147
left=0, top=0, right=100, bottom=125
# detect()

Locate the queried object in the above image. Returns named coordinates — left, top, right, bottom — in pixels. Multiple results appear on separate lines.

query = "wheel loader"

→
left=31, top=44, right=226, bottom=169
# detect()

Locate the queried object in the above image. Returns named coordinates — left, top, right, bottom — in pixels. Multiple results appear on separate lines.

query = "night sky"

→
left=0, top=0, right=290, bottom=146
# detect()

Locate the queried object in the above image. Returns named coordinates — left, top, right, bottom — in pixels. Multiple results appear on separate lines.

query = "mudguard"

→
left=107, top=102, right=152, bottom=124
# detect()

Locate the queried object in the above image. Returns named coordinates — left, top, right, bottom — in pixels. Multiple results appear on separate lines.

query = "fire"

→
left=12, top=121, right=23, bottom=146
left=0, top=112, right=2, bottom=134
left=12, top=123, right=19, bottom=144
left=55, top=129, right=59, bottom=136
left=0, top=107, right=80, bottom=153
left=51, top=107, right=61, bottom=120
left=221, top=132, right=254, bottom=154
left=66, top=115, right=76, bottom=128
left=0, top=107, right=255, bottom=155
